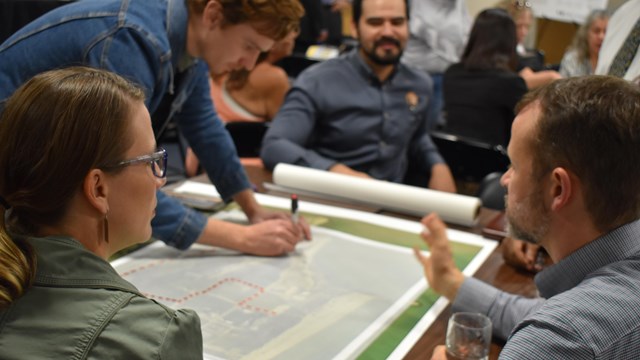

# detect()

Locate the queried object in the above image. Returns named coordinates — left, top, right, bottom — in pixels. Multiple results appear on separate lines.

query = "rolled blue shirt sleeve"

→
left=152, top=191, right=207, bottom=250
left=261, top=86, right=337, bottom=171
left=175, top=63, right=251, bottom=199
left=452, top=277, right=545, bottom=341
left=149, top=63, right=251, bottom=249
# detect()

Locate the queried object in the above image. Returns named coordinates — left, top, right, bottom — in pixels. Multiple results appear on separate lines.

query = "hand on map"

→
left=501, top=237, right=543, bottom=273
left=413, top=213, right=465, bottom=301
left=245, top=208, right=312, bottom=256
left=238, top=219, right=303, bottom=256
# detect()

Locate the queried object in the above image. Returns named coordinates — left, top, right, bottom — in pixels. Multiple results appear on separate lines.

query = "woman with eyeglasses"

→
left=0, top=67, right=202, bottom=359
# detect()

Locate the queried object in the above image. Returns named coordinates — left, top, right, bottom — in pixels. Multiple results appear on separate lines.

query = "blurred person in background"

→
left=560, top=10, right=609, bottom=77
left=496, top=0, right=562, bottom=89
left=401, top=0, right=471, bottom=129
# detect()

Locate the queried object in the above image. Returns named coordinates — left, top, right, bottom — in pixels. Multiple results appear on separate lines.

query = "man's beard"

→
left=361, top=36, right=403, bottom=65
left=505, top=189, right=551, bottom=245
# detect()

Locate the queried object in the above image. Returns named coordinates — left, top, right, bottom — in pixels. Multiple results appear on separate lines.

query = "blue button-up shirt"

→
left=454, top=219, right=640, bottom=359
left=261, top=49, right=443, bottom=183
left=0, top=0, right=251, bottom=249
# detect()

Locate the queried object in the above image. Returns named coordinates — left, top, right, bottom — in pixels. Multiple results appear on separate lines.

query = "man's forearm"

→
left=428, top=163, right=456, bottom=193
left=195, top=217, right=248, bottom=252
left=233, top=188, right=262, bottom=220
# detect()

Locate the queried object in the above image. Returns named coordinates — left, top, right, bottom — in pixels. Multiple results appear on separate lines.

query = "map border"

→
left=113, top=190, right=497, bottom=359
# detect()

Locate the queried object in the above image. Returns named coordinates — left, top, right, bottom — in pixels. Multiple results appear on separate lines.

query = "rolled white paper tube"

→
left=272, top=164, right=481, bottom=227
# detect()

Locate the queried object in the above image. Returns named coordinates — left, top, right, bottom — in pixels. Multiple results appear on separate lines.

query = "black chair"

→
left=518, top=49, right=545, bottom=72
left=431, top=131, right=510, bottom=184
left=1, top=1, right=74, bottom=43
left=476, top=171, right=506, bottom=210
left=156, top=120, right=190, bottom=183
left=278, top=53, right=320, bottom=78
left=225, top=121, right=270, bottom=158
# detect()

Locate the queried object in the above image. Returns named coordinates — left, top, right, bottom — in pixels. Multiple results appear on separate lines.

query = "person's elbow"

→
left=428, top=163, right=457, bottom=193
left=259, top=137, right=279, bottom=171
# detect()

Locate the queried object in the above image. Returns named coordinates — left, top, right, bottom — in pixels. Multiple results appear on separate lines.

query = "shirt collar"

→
left=178, top=53, right=197, bottom=72
left=344, top=48, right=401, bottom=85
left=535, top=219, right=640, bottom=298
left=167, top=0, right=194, bottom=70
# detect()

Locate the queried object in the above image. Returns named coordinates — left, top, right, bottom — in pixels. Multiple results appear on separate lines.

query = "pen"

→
left=291, top=194, right=299, bottom=224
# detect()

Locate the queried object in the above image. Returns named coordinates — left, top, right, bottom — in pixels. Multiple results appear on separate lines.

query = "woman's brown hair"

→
left=0, top=67, right=144, bottom=308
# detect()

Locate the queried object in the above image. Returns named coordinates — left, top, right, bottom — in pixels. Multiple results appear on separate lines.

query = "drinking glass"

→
left=445, top=312, right=492, bottom=360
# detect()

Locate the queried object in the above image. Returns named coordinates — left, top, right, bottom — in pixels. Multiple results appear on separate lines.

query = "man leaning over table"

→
left=415, top=76, right=640, bottom=359
left=260, top=0, right=456, bottom=193
left=0, top=0, right=311, bottom=256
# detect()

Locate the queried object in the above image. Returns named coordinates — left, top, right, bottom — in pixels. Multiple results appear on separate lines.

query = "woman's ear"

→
left=203, top=0, right=223, bottom=30
left=83, top=169, right=109, bottom=215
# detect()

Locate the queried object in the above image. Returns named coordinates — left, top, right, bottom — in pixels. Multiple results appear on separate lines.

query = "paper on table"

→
left=173, top=181, right=221, bottom=198
left=170, top=181, right=225, bottom=211
left=273, top=164, right=481, bottom=227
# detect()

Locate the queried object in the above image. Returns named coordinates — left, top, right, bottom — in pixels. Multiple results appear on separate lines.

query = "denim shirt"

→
left=0, top=0, right=251, bottom=249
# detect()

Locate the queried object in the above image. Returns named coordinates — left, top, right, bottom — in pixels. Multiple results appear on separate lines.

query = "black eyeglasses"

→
left=103, top=148, right=168, bottom=178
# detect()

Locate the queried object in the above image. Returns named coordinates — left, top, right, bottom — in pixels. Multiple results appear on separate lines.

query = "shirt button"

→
left=379, top=141, right=387, bottom=147
left=383, top=112, right=390, bottom=120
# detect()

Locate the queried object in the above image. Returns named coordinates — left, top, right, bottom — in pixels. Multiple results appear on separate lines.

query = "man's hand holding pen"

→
left=291, top=194, right=299, bottom=225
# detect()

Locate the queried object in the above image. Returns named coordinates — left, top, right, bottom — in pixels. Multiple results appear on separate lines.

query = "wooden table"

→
left=243, top=162, right=539, bottom=359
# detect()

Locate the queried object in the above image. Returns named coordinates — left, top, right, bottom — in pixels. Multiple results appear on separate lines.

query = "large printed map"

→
left=112, top=192, right=497, bottom=359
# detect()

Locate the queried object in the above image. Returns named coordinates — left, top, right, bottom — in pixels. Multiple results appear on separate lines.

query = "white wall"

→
left=465, top=0, right=499, bottom=18
left=466, top=0, right=629, bottom=19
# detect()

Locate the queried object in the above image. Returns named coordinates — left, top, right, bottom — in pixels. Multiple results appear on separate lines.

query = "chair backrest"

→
left=278, top=53, right=320, bottom=78
left=518, top=49, right=545, bottom=71
left=476, top=171, right=506, bottom=210
left=431, top=131, right=510, bottom=184
left=225, top=121, right=270, bottom=158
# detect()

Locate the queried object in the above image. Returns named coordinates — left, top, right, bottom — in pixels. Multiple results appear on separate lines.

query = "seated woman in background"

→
left=559, top=10, right=609, bottom=77
left=496, top=0, right=562, bottom=89
left=0, top=67, right=202, bottom=359
left=185, top=31, right=298, bottom=176
left=211, top=30, right=298, bottom=123
left=443, top=8, right=528, bottom=147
